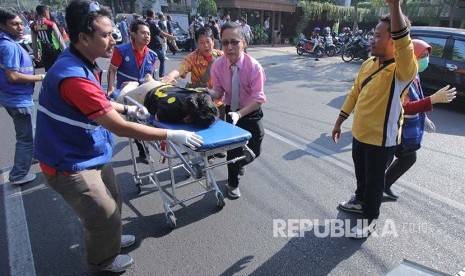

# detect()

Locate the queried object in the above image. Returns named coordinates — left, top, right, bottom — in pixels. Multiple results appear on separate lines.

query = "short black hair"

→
left=130, top=19, right=149, bottom=33
left=379, top=14, right=411, bottom=33
left=146, top=9, right=154, bottom=18
left=0, top=8, right=20, bottom=25
left=65, top=0, right=112, bottom=44
left=35, top=5, right=49, bottom=16
left=195, top=26, right=214, bottom=41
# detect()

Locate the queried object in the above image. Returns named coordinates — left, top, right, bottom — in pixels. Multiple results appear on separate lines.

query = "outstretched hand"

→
left=430, top=85, right=457, bottom=104
left=166, top=130, right=203, bottom=149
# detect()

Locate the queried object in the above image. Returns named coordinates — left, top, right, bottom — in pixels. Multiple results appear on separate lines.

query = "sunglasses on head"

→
left=88, top=1, right=100, bottom=14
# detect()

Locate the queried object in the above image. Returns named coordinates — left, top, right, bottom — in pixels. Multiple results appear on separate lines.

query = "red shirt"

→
left=110, top=42, right=149, bottom=69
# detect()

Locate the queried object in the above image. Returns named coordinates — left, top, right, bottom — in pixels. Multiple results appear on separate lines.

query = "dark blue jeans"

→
left=154, top=48, right=165, bottom=78
left=5, top=106, right=34, bottom=181
left=352, top=138, right=396, bottom=220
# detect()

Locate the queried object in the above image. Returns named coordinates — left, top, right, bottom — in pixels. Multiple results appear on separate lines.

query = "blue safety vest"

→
left=0, top=33, right=34, bottom=95
left=115, top=43, right=157, bottom=88
left=401, top=76, right=426, bottom=148
left=34, top=49, right=114, bottom=171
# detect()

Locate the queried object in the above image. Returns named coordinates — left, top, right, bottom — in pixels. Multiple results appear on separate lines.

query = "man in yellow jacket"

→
left=332, top=0, right=417, bottom=238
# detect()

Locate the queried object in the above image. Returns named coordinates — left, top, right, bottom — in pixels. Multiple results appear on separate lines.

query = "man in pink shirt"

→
left=209, top=21, right=266, bottom=198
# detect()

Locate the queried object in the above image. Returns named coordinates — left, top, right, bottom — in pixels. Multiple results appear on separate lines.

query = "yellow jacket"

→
left=340, top=27, right=418, bottom=147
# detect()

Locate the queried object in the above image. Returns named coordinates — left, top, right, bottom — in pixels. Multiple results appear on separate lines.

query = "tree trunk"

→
left=352, top=0, right=358, bottom=32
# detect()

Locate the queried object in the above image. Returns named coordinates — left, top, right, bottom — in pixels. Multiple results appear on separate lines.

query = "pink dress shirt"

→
left=211, top=54, right=266, bottom=109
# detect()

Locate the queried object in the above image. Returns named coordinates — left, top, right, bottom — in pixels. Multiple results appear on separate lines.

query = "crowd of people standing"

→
left=1, top=0, right=458, bottom=273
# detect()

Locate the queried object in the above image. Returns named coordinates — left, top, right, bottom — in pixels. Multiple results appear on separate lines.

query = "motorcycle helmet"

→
left=356, top=30, right=363, bottom=36
left=314, top=27, right=320, bottom=33
left=412, top=39, right=432, bottom=58
left=323, top=26, right=331, bottom=35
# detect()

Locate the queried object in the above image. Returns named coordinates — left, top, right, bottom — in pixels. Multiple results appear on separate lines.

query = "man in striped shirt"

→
left=30, top=5, right=66, bottom=71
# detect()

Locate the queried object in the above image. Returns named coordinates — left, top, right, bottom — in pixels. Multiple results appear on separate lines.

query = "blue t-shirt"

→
left=0, top=35, right=34, bottom=107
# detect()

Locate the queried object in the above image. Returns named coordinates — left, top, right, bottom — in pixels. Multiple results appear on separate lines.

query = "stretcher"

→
left=123, top=96, right=252, bottom=228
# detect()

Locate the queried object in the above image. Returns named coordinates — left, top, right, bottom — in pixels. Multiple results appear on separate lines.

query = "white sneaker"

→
left=121, top=235, right=135, bottom=248
left=11, top=172, right=36, bottom=185
left=226, top=184, right=241, bottom=198
left=101, top=254, right=134, bottom=273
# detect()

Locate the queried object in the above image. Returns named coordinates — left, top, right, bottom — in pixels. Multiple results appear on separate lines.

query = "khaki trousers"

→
left=44, top=163, right=122, bottom=270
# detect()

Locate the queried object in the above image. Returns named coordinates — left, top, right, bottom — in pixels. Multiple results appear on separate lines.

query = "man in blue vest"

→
left=0, top=8, right=45, bottom=185
left=107, top=19, right=158, bottom=163
left=34, top=0, right=202, bottom=272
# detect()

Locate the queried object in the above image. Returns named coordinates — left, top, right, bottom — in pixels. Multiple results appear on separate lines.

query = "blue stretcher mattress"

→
left=150, top=118, right=252, bottom=151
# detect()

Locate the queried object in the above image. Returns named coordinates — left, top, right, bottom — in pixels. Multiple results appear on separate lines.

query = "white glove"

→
left=425, top=117, right=436, bottom=133
left=228, top=111, right=241, bottom=125
left=38, top=74, right=45, bottom=81
left=166, top=129, right=203, bottom=149
left=127, top=105, right=150, bottom=120
left=430, top=85, right=457, bottom=104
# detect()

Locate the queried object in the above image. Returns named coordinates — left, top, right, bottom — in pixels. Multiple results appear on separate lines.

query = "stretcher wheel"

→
left=136, top=182, right=142, bottom=194
left=243, top=148, right=255, bottom=163
left=167, top=213, right=177, bottom=229
left=217, top=193, right=225, bottom=208
left=192, top=163, right=203, bottom=179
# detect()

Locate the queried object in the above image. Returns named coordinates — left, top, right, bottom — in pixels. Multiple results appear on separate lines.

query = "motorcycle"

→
left=322, top=35, right=336, bottom=57
left=296, top=37, right=324, bottom=58
left=341, top=35, right=371, bottom=62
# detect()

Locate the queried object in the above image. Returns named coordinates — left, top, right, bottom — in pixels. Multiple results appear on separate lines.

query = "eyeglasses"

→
left=221, top=39, right=240, bottom=47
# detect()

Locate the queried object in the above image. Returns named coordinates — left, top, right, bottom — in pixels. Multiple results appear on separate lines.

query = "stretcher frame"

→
left=123, top=96, right=252, bottom=228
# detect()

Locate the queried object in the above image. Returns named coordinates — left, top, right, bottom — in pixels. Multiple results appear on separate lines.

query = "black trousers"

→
left=385, top=149, right=417, bottom=189
left=42, top=45, right=61, bottom=72
left=226, top=106, right=264, bottom=188
left=352, top=138, right=396, bottom=220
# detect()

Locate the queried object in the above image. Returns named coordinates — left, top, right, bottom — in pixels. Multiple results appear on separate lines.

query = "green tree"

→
left=41, top=0, right=68, bottom=11
left=197, top=0, right=217, bottom=18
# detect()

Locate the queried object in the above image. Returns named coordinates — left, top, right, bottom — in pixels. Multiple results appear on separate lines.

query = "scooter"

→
left=296, top=37, right=324, bottom=58
left=341, top=35, right=371, bottom=62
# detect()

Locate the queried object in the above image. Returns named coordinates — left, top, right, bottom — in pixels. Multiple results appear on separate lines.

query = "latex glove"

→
left=430, top=85, right=457, bottom=104
left=166, top=130, right=203, bottom=149
left=127, top=105, right=150, bottom=120
left=425, top=117, right=436, bottom=133
left=38, top=74, right=45, bottom=81
left=144, top=73, right=155, bottom=83
left=228, top=111, right=241, bottom=125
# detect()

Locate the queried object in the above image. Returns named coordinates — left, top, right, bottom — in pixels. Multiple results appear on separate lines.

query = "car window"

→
left=452, top=39, right=465, bottom=63
left=411, top=35, right=447, bottom=58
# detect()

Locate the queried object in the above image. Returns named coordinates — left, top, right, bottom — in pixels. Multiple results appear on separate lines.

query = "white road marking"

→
left=266, top=129, right=465, bottom=214
left=1, top=168, right=36, bottom=276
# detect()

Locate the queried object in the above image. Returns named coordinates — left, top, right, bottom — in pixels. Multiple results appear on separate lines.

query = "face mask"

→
left=418, top=56, right=429, bottom=72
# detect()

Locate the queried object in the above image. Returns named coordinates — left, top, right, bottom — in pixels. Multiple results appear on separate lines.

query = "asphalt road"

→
left=1, top=46, right=465, bottom=276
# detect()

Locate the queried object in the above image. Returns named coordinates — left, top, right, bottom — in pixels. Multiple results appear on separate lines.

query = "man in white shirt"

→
left=239, top=17, right=253, bottom=53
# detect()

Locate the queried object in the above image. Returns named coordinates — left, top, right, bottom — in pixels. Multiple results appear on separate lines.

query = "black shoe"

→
left=137, top=154, right=152, bottom=164
left=214, top=152, right=227, bottom=158
left=239, top=166, right=246, bottom=176
left=384, top=187, right=399, bottom=200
